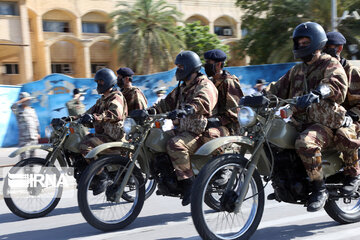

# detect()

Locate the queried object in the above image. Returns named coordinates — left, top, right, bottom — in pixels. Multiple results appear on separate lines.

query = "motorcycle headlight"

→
left=237, top=106, right=257, bottom=127
left=123, top=118, right=137, bottom=135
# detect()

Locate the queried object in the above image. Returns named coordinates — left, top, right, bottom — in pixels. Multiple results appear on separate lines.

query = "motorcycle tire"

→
left=191, top=154, right=264, bottom=240
left=77, top=155, right=145, bottom=231
left=325, top=196, right=360, bottom=224
left=3, top=158, right=63, bottom=219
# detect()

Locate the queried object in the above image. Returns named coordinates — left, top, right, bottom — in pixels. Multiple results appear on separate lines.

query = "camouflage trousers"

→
left=79, top=133, right=114, bottom=162
left=295, top=123, right=360, bottom=181
left=167, top=127, right=230, bottom=181
left=334, top=124, right=360, bottom=177
left=19, top=139, right=38, bottom=161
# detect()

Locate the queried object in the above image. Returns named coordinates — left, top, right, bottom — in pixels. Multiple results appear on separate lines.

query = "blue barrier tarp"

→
left=0, top=62, right=296, bottom=147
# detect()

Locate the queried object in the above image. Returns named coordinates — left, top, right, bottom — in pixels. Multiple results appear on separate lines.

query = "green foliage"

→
left=235, top=0, right=360, bottom=64
left=110, top=0, right=185, bottom=74
left=178, top=21, right=229, bottom=62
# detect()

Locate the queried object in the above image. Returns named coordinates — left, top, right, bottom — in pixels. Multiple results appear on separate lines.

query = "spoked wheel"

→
left=325, top=194, right=360, bottom=224
left=191, top=154, right=264, bottom=240
left=3, top=158, right=63, bottom=218
left=77, top=155, right=145, bottom=231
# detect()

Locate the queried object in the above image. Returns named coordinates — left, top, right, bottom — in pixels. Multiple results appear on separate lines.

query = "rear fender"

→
left=85, top=142, right=135, bottom=159
left=195, top=136, right=254, bottom=156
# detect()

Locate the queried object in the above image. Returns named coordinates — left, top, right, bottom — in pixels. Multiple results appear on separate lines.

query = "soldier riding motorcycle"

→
left=76, top=104, right=238, bottom=232
left=191, top=94, right=360, bottom=240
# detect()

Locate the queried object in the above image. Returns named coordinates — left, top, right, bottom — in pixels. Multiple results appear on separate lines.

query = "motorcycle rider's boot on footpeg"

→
left=307, top=180, right=328, bottom=212
left=93, top=171, right=111, bottom=196
left=181, top=176, right=195, bottom=206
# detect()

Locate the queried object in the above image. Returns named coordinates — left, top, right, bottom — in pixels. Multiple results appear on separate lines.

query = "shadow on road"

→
left=252, top=221, right=339, bottom=240
left=0, top=207, right=193, bottom=240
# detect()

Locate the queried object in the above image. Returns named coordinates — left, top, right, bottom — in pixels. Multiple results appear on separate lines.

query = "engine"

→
left=268, top=145, right=310, bottom=203
left=151, top=153, right=182, bottom=196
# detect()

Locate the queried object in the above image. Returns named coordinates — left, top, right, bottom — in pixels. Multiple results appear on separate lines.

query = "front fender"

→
left=85, top=142, right=135, bottom=159
left=195, top=136, right=254, bottom=156
left=9, top=144, right=53, bottom=158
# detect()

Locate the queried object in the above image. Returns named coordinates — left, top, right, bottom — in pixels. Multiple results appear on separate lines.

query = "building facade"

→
left=0, top=0, right=243, bottom=85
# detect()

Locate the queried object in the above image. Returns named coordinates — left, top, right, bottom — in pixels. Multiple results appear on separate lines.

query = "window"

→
left=214, top=26, right=233, bottom=36
left=43, top=21, right=70, bottom=32
left=51, top=63, right=73, bottom=74
left=91, top=63, right=107, bottom=74
left=0, top=2, right=18, bottom=15
left=4, top=64, right=19, bottom=74
left=82, top=22, right=106, bottom=33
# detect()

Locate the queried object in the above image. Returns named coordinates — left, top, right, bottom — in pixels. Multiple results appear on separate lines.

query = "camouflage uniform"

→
left=334, top=58, right=360, bottom=176
left=66, top=98, right=86, bottom=116
left=11, top=103, right=40, bottom=160
left=79, top=89, right=128, bottom=158
left=266, top=54, right=348, bottom=181
left=202, top=70, right=244, bottom=142
left=121, top=86, right=148, bottom=114
left=153, top=74, right=218, bottom=180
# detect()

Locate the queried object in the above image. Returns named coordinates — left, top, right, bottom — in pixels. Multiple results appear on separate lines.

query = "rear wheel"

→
left=3, top=158, right=63, bottom=218
left=191, top=154, right=264, bottom=240
left=77, top=155, right=145, bottom=231
left=325, top=195, right=360, bottom=224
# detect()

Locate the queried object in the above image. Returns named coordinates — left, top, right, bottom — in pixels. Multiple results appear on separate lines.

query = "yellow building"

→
left=0, top=0, right=244, bottom=85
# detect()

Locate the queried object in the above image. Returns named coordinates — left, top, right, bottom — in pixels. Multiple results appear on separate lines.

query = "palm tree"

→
left=110, top=0, right=185, bottom=74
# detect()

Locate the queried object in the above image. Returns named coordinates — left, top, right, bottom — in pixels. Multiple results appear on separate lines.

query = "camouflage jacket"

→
left=266, top=54, right=348, bottom=127
left=212, top=71, right=244, bottom=133
left=11, top=104, right=39, bottom=141
left=340, top=58, right=360, bottom=119
left=66, top=98, right=85, bottom=116
left=153, top=73, right=218, bottom=135
left=86, top=89, right=128, bottom=140
left=121, top=86, right=148, bottom=114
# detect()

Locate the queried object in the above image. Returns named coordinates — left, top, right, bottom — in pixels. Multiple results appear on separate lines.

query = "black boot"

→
left=307, top=180, right=328, bottom=212
left=181, top=177, right=194, bottom=206
left=92, top=171, right=111, bottom=196
left=342, top=175, right=360, bottom=196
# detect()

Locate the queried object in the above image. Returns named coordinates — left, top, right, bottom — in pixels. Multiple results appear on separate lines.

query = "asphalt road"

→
left=1, top=148, right=360, bottom=240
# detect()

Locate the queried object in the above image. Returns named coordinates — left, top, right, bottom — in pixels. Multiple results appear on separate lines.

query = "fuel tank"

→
left=267, top=118, right=298, bottom=149
left=145, top=128, right=171, bottom=153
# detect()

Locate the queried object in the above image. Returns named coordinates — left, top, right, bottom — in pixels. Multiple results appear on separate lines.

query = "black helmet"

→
left=174, top=51, right=202, bottom=81
left=292, top=22, right=327, bottom=59
left=94, top=68, right=117, bottom=94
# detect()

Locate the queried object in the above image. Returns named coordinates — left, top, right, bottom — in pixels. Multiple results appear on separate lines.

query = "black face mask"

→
left=117, top=77, right=124, bottom=88
left=300, top=54, right=314, bottom=63
left=323, top=47, right=338, bottom=58
left=175, top=68, right=188, bottom=81
left=204, top=63, right=216, bottom=77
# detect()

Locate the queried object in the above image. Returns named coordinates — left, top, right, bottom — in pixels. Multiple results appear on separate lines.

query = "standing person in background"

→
left=66, top=88, right=86, bottom=116
left=11, top=92, right=40, bottom=160
left=154, top=87, right=167, bottom=103
left=117, top=67, right=148, bottom=114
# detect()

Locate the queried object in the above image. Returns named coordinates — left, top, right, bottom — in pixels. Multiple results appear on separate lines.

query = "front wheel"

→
left=191, top=154, right=264, bottom=240
left=3, top=158, right=63, bottom=219
left=77, top=155, right=145, bottom=231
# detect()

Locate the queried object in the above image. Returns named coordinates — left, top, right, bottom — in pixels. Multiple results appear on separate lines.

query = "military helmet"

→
left=292, top=22, right=328, bottom=59
left=94, top=68, right=117, bottom=94
left=174, top=51, right=202, bottom=81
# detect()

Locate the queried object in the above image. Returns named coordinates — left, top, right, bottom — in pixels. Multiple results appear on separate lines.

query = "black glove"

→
left=79, top=114, right=94, bottom=125
left=206, top=118, right=221, bottom=129
left=130, top=109, right=148, bottom=124
left=51, top=118, right=66, bottom=127
left=184, top=105, right=195, bottom=115
left=295, top=92, right=320, bottom=110
left=147, top=108, right=156, bottom=115
left=168, top=109, right=187, bottom=120
left=347, top=110, right=359, bottom=122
